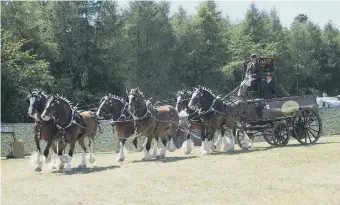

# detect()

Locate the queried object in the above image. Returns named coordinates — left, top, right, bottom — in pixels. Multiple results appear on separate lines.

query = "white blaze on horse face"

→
left=97, top=99, right=106, bottom=117
left=128, top=94, right=135, bottom=113
left=188, top=90, right=199, bottom=110
left=176, top=96, right=181, bottom=111
left=28, top=97, right=36, bottom=118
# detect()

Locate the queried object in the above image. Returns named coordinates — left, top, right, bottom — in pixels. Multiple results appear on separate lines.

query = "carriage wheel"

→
left=263, top=128, right=276, bottom=146
left=236, top=129, right=254, bottom=149
left=272, top=121, right=289, bottom=147
left=293, top=108, right=322, bottom=144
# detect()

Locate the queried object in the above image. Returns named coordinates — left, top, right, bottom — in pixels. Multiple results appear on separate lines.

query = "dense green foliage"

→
left=1, top=1, right=340, bottom=122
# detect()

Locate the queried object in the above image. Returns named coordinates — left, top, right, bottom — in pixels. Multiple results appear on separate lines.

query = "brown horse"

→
left=175, top=89, right=206, bottom=154
left=188, top=86, right=245, bottom=155
left=41, top=95, right=99, bottom=172
left=96, top=93, right=145, bottom=162
left=26, top=89, right=66, bottom=171
left=128, top=87, right=179, bottom=160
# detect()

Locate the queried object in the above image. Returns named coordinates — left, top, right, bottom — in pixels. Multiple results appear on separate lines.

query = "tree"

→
left=1, top=30, right=54, bottom=122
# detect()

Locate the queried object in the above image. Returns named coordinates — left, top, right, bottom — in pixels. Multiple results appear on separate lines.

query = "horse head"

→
left=176, top=89, right=193, bottom=113
left=127, top=87, right=146, bottom=117
left=188, top=86, right=215, bottom=111
left=97, top=94, right=127, bottom=120
left=26, top=89, right=50, bottom=121
left=41, top=95, right=73, bottom=127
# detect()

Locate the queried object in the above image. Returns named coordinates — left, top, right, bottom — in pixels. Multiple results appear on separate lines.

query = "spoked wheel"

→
left=263, top=128, right=276, bottom=146
left=236, top=129, right=254, bottom=149
left=272, top=121, right=289, bottom=147
left=293, top=108, right=322, bottom=144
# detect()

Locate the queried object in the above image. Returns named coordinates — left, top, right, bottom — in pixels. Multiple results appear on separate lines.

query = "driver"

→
left=238, top=54, right=260, bottom=97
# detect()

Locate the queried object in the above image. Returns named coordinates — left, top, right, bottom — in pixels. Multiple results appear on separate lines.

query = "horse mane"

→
left=109, top=94, right=126, bottom=103
left=56, top=94, right=73, bottom=107
left=198, top=85, right=216, bottom=98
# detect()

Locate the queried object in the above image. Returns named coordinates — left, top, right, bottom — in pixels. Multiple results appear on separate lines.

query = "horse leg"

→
left=220, top=128, right=228, bottom=152
left=65, top=143, right=75, bottom=172
left=181, top=132, right=194, bottom=155
left=152, top=137, right=158, bottom=159
left=57, top=140, right=66, bottom=170
left=166, top=135, right=177, bottom=152
left=78, top=137, right=87, bottom=168
left=50, top=141, right=58, bottom=169
left=214, top=131, right=221, bottom=150
left=159, top=136, right=167, bottom=159
left=33, top=124, right=42, bottom=172
left=117, top=138, right=127, bottom=162
left=229, top=127, right=235, bottom=151
left=200, top=128, right=208, bottom=156
left=132, top=137, right=139, bottom=150
left=88, top=137, right=95, bottom=163
left=142, top=136, right=152, bottom=161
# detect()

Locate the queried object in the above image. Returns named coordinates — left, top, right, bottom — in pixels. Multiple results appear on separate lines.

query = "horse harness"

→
left=54, top=108, right=87, bottom=143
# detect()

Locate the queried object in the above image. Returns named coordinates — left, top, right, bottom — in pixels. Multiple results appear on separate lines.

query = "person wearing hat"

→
left=238, top=54, right=260, bottom=97
left=263, top=72, right=276, bottom=99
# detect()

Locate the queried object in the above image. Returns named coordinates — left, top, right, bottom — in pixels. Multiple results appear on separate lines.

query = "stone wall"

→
left=1, top=107, right=340, bottom=157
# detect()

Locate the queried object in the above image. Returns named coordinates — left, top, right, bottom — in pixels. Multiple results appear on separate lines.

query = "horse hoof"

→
left=136, top=147, right=144, bottom=152
left=213, top=145, right=217, bottom=150
left=58, top=164, right=65, bottom=170
left=78, top=164, right=86, bottom=168
left=51, top=165, right=57, bottom=170
left=61, top=155, right=68, bottom=163
left=142, top=157, right=151, bottom=161
left=89, top=156, right=95, bottom=163
left=116, top=157, right=125, bottom=162
left=35, top=167, right=42, bottom=172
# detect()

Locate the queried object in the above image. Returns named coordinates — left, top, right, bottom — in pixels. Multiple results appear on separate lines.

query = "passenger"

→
left=238, top=54, right=260, bottom=97
left=263, top=73, right=276, bottom=99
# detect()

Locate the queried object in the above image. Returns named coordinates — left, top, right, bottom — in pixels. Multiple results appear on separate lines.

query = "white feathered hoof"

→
left=116, top=156, right=125, bottom=162
left=61, top=155, right=68, bottom=163
left=45, top=154, right=53, bottom=164
left=241, top=143, right=250, bottom=150
left=167, top=138, right=177, bottom=152
left=64, top=163, right=72, bottom=173
left=181, top=139, right=194, bottom=155
left=58, top=163, right=64, bottom=170
left=78, top=164, right=87, bottom=168
left=51, top=165, right=57, bottom=170
left=142, top=156, right=152, bottom=161
left=89, top=155, right=95, bottom=163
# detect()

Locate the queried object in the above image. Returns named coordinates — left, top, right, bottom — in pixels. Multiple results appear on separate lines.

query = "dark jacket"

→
left=246, top=62, right=260, bottom=75
left=263, top=80, right=276, bottom=99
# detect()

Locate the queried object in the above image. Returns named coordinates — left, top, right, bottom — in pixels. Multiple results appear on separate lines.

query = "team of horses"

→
left=26, top=86, right=252, bottom=172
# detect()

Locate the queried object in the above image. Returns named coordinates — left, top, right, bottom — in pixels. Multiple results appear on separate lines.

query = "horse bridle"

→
left=44, top=97, right=75, bottom=130
left=128, top=93, right=152, bottom=121
left=101, top=96, right=133, bottom=123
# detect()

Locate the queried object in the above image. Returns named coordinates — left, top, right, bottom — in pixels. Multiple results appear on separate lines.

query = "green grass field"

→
left=2, top=136, right=340, bottom=205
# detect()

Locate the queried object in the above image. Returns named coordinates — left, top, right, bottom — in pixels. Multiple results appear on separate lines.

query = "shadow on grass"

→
left=211, top=140, right=340, bottom=156
left=129, top=156, right=198, bottom=164
left=53, top=165, right=120, bottom=175
left=210, top=146, right=276, bottom=156
left=284, top=141, right=340, bottom=147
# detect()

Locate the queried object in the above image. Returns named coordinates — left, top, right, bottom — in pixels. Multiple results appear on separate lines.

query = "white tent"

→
left=316, top=96, right=340, bottom=108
